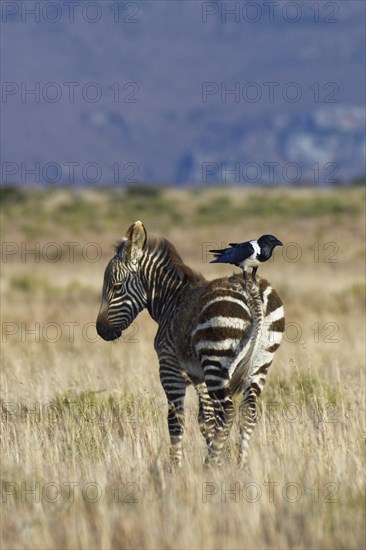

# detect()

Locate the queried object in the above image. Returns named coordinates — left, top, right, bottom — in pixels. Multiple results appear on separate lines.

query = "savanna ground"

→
left=1, top=185, right=365, bottom=550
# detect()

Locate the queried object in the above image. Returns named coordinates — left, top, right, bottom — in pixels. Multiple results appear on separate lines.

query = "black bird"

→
left=210, top=234, right=283, bottom=284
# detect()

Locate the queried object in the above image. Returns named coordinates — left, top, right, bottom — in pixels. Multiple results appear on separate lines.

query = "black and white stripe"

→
left=96, top=222, right=285, bottom=466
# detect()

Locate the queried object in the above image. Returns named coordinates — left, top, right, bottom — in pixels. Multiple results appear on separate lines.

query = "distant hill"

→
left=1, top=0, right=365, bottom=185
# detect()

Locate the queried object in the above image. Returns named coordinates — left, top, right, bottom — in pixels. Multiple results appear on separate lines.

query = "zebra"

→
left=96, top=221, right=285, bottom=466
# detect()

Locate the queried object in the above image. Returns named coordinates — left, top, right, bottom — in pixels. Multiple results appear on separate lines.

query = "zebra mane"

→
left=113, top=234, right=204, bottom=282
left=114, top=238, right=129, bottom=257
left=146, top=236, right=205, bottom=283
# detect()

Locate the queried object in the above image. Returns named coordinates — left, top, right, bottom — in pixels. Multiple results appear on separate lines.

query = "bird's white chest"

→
left=239, top=241, right=260, bottom=269
left=240, top=256, right=260, bottom=268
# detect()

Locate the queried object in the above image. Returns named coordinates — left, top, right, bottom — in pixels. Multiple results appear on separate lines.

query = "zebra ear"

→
left=125, top=220, right=147, bottom=261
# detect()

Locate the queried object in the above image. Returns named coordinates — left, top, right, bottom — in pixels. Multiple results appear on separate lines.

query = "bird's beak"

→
left=276, top=239, right=283, bottom=246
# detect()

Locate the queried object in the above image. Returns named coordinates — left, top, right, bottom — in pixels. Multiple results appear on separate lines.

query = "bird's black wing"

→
left=210, top=241, right=254, bottom=264
left=232, top=241, right=255, bottom=261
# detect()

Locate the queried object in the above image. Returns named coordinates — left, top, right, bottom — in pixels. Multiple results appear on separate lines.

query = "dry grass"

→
left=1, top=186, right=365, bottom=549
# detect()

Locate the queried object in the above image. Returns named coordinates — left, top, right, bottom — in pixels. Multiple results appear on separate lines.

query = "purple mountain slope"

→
left=1, top=1, right=365, bottom=185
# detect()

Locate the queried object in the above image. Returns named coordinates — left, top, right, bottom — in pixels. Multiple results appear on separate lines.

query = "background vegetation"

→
left=1, top=185, right=365, bottom=549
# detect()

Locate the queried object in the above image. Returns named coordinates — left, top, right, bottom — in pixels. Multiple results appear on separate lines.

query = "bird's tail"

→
left=209, top=249, right=225, bottom=263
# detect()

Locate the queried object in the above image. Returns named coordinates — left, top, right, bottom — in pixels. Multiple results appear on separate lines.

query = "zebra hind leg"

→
left=204, top=384, right=236, bottom=466
left=238, top=384, right=261, bottom=467
left=195, top=382, right=216, bottom=445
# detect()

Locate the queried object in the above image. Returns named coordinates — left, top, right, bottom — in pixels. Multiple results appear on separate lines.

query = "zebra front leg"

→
left=167, top=396, right=185, bottom=467
left=238, top=384, right=260, bottom=467
left=159, top=366, right=187, bottom=467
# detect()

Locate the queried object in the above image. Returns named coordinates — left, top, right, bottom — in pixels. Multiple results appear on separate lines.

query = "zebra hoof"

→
left=169, top=459, right=182, bottom=471
left=237, top=455, right=250, bottom=472
left=199, top=422, right=207, bottom=439
left=204, top=455, right=223, bottom=469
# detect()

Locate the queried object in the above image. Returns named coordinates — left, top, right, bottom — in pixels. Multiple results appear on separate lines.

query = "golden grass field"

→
left=1, top=186, right=365, bottom=549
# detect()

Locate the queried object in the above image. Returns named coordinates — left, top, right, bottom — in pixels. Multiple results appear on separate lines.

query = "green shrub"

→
left=0, top=185, right=27, bottom=204
left=125, top=184, right=163, bottom=199
left=10, top=273, right=54, bottom=293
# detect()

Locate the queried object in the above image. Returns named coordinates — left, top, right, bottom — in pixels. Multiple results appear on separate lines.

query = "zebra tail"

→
left=229, top=282, right=264, bottom=395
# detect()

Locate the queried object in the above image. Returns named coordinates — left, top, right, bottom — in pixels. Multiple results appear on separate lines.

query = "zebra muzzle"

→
left=96, top=320, right=122, bottom=341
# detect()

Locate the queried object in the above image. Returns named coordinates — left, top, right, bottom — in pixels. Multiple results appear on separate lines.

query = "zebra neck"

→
left=143, top=262, right=187, bottom=324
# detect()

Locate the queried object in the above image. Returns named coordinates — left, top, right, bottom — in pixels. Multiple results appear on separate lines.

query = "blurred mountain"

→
left=1, top=0, right=365, bottom=185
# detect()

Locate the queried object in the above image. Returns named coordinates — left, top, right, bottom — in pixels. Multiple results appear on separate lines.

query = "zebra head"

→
left=96, top=221, right=147, bottom=341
